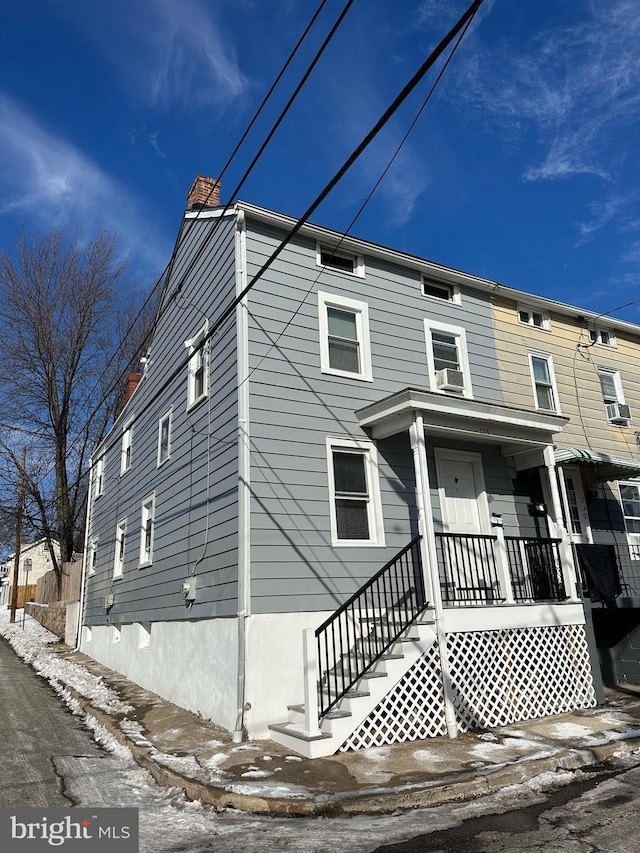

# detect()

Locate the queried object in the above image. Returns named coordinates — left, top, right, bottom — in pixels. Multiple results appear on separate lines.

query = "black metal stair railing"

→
left=315, top=536, right=427, bottom=719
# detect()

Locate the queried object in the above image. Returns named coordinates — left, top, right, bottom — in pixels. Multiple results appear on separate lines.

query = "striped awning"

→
left=554, top=446, right=640, bottom=481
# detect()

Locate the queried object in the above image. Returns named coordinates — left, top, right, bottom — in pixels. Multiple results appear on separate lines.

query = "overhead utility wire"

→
left=161, top=0, right=358, bottom=314
left=27, top=0, right=335, bottom=491
left=69, top=0, right=333, bottom=413
left=247, top=13, right=477, bottom=382
left=198, top=0, right=486, bottom=347
left=92, top=0, right=487, bottom=465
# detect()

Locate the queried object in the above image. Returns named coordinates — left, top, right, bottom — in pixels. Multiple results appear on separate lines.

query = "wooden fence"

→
left=34, top=557, right=83, bottom=604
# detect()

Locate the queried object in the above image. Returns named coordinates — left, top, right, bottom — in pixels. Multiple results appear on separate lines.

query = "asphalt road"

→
left=0, top=634, right=103, bottom=807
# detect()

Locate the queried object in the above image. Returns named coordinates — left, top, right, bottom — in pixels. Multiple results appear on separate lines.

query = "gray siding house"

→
left=80, top=176, right=598, bottom=757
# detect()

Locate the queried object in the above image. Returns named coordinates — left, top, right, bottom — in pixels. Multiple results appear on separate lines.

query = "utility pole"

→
left=9, top=447, right=27, bottom=625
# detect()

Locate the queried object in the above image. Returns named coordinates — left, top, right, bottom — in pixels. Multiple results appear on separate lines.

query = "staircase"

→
left=269, top=537, right=438, bottom=758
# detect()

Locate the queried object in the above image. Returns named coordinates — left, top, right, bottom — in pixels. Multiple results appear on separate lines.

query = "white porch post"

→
left=543, top=445, right=579, bottom=601
left=492, top=521, right=516, bottom=605
left=302, top=628, right=323, bottom=737
left=409, top=413, right=458, bottom=739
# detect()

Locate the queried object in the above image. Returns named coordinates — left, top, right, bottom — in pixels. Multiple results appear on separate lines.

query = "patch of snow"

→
left=413, top=748, right=448, bottom=764
left=241, top=769, right=273, bottom=779
left=285, top=755, right=303, bottom=762
left=548, top=722, right=597, bottom=740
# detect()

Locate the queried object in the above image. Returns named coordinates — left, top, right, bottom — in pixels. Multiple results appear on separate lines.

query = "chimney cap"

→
left=186, top=174, right=221, bottom=210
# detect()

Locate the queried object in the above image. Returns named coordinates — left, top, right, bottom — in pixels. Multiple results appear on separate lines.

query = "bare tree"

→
left=0, top=229, right=155, bottom=592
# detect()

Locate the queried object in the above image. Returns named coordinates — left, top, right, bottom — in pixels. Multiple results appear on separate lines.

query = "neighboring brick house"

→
left=79, top=176, right=603, bottom=757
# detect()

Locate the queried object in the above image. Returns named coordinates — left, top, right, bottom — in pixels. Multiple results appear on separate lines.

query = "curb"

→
left=66, top=685, right=640, bottom=816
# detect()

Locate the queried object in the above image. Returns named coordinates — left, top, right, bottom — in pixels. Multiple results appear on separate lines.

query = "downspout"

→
left=409, top=413, right=458, bottom=738
left=233, top=208, right=251, bottom=742
left=75, top=459, right=95, bottom=651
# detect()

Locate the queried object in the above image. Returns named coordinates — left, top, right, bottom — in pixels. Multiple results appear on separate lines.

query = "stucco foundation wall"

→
left=81, top=618, right=239, bottom=731
left=244, top=611, right=331, bottom=738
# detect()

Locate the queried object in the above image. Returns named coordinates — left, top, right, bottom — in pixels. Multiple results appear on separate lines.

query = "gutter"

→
left=75, top=459, right=94, bottom=651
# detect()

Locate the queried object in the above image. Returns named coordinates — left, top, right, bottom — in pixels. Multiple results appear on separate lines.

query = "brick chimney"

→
left=186, top=174, right=221, bottom=210
left=123, top=372, right=143, bottom=406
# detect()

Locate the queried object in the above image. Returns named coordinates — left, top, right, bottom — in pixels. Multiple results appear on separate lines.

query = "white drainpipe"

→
left=233, top=208, right=251, bottom=742
left=409, top=413, right=458, bottom=738
left=75, top=459, right=95, bottom=651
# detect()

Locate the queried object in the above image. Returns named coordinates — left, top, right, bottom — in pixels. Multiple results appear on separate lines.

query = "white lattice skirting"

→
left=340, top=624, right=596, bottom=752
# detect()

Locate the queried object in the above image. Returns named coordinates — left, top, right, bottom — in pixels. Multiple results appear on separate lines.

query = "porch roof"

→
left=554, top=446, right=640, bottom=481
left=355, top=388, right=568, bottom=448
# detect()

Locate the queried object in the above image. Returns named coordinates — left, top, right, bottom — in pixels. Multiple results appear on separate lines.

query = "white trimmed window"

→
left=598, top=368, right=630, bottom=425
left=318, top=292, right=373, bottom=381
left=326, top=437, right=384, bottom=547
left=121, top=425, right=133, bottom=475
left=424, top=320, right=472, bottom=397
left=619, top=482, right=640, bottom=559
left=518, top=305, right=550, bottom=330
left=589, top=328, right=615, bottom=347
left=185, top=324, right=209, bottom=408
left=528, top=353, right=560, bottom=413
left=88, top=539, right=98, bottom=576
left=94, top=455, right=105, bottom=498
left=114, top=520, right=126, bottom=579
left=157, top=410, right=172, bottom=466
left=139, top=495, right=155, bottom=566
left=316, top=244, right=364, bottom=277
left=421, top=277, right=461, bottom=304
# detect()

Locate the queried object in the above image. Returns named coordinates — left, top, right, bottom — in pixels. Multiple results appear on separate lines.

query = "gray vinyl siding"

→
left=244, top=219, right=506, bottom=614
left=84, top=214, right=240, bottom=626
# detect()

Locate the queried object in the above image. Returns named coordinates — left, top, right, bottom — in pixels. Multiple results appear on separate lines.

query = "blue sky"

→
left=1, top=0, right=640, bottom=320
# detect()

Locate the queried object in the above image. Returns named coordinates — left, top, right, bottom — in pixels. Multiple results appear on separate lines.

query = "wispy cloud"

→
left=64, top=0, right=249, bottom=110
left=455, top=0, right=640, bottom=183
left=0, top=94, right=169, bottom=274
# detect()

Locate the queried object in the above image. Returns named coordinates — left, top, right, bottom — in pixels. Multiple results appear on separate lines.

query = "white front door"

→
left=435, top=450, right=492, bottom=602
left=436, top=450, right=488, bottom=535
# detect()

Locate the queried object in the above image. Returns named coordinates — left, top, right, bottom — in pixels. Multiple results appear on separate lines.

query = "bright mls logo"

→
left=0, top=808, right=138, bottom=851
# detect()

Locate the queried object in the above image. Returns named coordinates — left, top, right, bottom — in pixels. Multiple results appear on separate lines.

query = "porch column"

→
left=409, top=413, right=458, bottom=739
left=543, top=445, right=579, bottom=601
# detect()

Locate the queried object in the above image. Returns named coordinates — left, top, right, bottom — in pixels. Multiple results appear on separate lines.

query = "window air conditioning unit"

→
left=606, top=402, right=631, bottom=424
left=436, top=368, right=465, bottom=391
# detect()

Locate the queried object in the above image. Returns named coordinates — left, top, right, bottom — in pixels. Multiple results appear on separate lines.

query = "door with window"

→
left=560, top=466, right=592, bottom=545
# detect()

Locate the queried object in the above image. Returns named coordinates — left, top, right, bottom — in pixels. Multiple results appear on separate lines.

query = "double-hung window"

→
left=318, top=292, right=372, bottom=381
left=94, top=455, right=105, bottom=498
left=326, top=437, right=384, bottom=546
left=598, top=368, right=630, bottom=425
left=114, top=520, right=126, bottom=579
left=157, top=410, right=172, bottom=466
left=619, top=482, right=640, bottom=559
left=528, top=353, right=560, bottom=413
left=424, top=320, right=472, bottom=397
left=185, top=324, right=209, bottom=408
left=589, top=328, right=615, bottom=347
left=139, top=495, right=155, bottom=566
left=121, top=426, right=132, bottom=475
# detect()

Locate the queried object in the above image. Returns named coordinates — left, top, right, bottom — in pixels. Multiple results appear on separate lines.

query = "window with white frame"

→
left=326, top=437, right=384, bottom=546
left=185, top=324, right=209, bottom=407
left=94, top=455, right=105, bottom=498
left=121, top=426, right=132, bottom=475
left=114, top=520, right=126, bottom=579
left=598, top=367, right=630, bottom=425
left=424, top=320, right=472, bottom=397
left=316, top=244, right=364, bottom=277
left=157, top=410, right=172, bottom=466
left=421, top=277, right=461, bottom=304
left=618, top=482, right=640, bottom=559
left=88, top=539, right=98, bottom=576
left=589, top=328, right=615, bottom=347
left=528, top=353, right=560, bottom=413
left=318, top=291, right=373, bottom=381
left=518, top=305, right=550, bottom=330
left=139, top=495, right=155, bottom=566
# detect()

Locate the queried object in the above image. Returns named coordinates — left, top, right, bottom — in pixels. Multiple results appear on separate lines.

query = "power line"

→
left=89, top=0, right=487, bottom=464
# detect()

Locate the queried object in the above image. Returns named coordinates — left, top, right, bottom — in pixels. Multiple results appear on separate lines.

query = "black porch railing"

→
left=315, top=536, right=427, bottom=719
left=435, top=532, right=504, bottom=605
left=505, top=536, right=566, bottom=602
